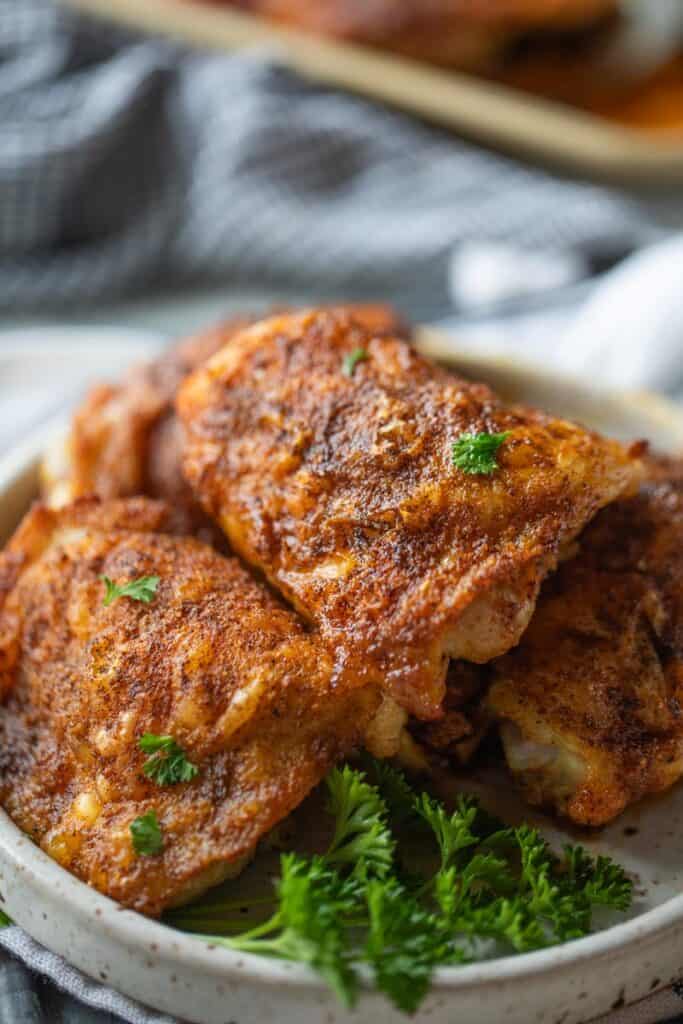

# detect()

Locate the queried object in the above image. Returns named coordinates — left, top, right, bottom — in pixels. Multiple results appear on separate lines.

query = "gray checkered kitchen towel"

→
left=1, top=0, right=682, bottom=320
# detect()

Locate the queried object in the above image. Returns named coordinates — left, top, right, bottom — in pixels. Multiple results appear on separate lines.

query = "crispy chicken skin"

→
left=41, top=305, right=407, bottom=539
left=177, top=308, right=639, bottom=721
left=0, top=497, right=380, bottom=915
left=231, top=0, right=617, bottom=68
left=488, top=457, right=683, bottom=826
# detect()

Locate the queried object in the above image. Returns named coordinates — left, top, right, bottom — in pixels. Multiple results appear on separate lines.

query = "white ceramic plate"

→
left=1, top=334, right=683, bottom=1024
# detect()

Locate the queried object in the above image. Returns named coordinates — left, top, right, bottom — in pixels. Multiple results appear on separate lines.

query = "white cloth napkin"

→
left=561, top=235, right=683, bottom=394
left=447, top=234, right=683, bottom=404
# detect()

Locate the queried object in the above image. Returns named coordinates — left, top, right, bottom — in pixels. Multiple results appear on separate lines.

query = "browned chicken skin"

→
left=230, top=0, right=617, bottom=68
left=488, top=457, right=683, bottom=826
left=177, top=308, right=639, bottom=722
left=41, top=305, right=408, bottom=540
left=0, top=497, right=380, bottom=915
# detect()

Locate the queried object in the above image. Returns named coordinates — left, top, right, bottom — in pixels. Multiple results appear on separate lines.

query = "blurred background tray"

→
left=67, top=0, right=683, bottom=183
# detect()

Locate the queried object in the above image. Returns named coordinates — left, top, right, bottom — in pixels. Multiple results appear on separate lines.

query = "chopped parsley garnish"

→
left=342, top=348, right=369, bottom=378
left=139, top=734, right=199, bottom=786
left=0, top=910, right=12, bottom=927
left=101, top=574, right=159, bottom=607
left=130, top=811, right=163, bottom=856
left=167, top=761, right=632, bottom=1014
left=451, top=431, right=510, bottom=475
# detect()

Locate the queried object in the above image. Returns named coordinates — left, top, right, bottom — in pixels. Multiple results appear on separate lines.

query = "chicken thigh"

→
left=0, top=498, right=380, bottom=915
left=178, top=308, right=640, bottom=721
left=488, top=457, right=683, bottom=826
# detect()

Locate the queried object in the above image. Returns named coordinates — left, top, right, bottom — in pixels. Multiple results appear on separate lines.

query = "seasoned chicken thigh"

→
left=0, top=498, right=380, bottom=915
left=41, top=304, right=408, bottom=538
left=488, top=457, right=683, bottom=826
left=178, top=308, right=639, bottom=721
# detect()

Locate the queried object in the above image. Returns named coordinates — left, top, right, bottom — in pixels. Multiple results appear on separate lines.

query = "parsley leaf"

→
left=0, top=910, right=12, bottom=927
left=360, top=755, right=421, bottom=829
left=101, top=574, right=159, bottom=607
left=210, top=855, right=359, bottom=1009
left=130, top=811, right=163, bottom=856
left=451, top=431, right=510, bottom=475
left=415, top=792, right=479, bottom=870
left=365, top=878, right=456, bottom=1013
left=515, top=826, right=587, bottom=941
left=325, top=765, right=394, bottom=877
left=584, top=855, right=633, bottom=910
left=564, top=846, right=633, bottom=911
left=342, top=348, right=369, bottom=378
left=271, top=854, right=358, bottom=1006
left=139, top=734, right=199, bottom=786
left=457, top=894, right=547, bottom=953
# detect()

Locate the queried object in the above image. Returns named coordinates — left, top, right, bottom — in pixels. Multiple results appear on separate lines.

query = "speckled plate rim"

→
left=1, top=339, right=683, bottom=1022
left=3, top=789, right=683, bottom=989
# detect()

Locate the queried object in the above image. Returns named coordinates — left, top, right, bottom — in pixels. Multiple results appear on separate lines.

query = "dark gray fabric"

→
left=0, top=956, right=43, bottom=1024
left=0, top=0, right=677, bottom=320
left=0, top=929, right=177, bottom=1023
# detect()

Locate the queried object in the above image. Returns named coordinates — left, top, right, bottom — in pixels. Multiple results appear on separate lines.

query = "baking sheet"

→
left=66, top=0, right=683, bottom=183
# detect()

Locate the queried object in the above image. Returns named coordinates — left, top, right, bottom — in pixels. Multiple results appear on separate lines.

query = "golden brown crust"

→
left=178, top=308, right=639, bottom=721
left=0, top=497, right=379, bottom=915
left=488, top=456, right=683, bottom=826
left=232, top=0, right=617, bottom=68
left=41, top=305, right=408, bottom=542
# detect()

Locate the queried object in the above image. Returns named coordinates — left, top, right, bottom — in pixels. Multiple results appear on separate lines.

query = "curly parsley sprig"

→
left=325, top=765, right=394, bottom=877
left=167, top=760, right=633, bottom=1014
